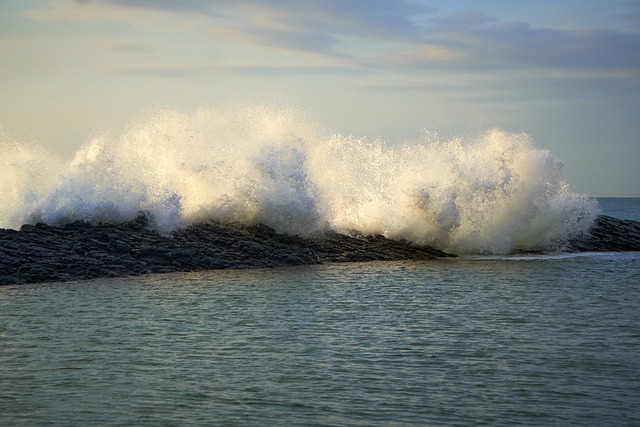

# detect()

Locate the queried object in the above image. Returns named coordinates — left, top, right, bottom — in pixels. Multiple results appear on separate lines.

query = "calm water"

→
left=1, top=199, right=639, bottom=426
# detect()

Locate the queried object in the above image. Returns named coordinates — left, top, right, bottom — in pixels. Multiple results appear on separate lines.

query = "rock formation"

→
left=0, top=214, right=451, bottom=285
left=1, top=214, right=638, bottom=285
left=568, top=215, right=640, bottom=252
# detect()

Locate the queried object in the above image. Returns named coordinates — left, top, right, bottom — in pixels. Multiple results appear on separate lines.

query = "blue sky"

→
left=1, top=0, right=639, bottom=196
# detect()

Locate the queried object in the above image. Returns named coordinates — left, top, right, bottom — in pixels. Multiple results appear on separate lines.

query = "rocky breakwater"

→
left=568, top=215, right=640, bottom=252
left=2, top=214, right=638, bottom=286
left=0, top=214, right=452, bottom=285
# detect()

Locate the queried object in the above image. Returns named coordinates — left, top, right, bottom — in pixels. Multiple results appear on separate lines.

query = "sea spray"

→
left=0, top=104, right=600, bottom=254
left=305, top=129, right=599, bottom=253
left=0, top=126, right=63, bottom=229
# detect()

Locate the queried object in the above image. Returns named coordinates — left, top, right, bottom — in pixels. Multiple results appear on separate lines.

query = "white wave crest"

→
left=0, top=104, right=600, bottom=254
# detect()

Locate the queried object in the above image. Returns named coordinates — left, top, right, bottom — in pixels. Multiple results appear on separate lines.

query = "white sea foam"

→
left=0, top=103, right=600, bottom=254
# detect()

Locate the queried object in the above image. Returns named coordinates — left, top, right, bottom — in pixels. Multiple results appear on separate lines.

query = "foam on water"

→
left=0, top=103, right=600, bottom=254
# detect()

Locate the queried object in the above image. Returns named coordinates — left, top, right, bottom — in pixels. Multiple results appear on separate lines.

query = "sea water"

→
left=1, top=225, right=639, bottom=426
left=1, top=105, right=639, bottom=426
left=1, top=211, right=639, bottom=426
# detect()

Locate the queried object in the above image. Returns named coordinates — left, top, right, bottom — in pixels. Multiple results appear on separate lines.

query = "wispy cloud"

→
left=101, top=0, right=432, bottom=39
left=210, top=26, right=342, bottom=57
left=118, top=65, right=197, bottom=79
left=98, top=41, right=155, bottom=53
left=117, top=61, right=366, bottom=80
left=382, top=19, right=640, bottom=77
left=218, top=63, right=367, bottom=78
left=80, top=0, right=217, bottom=15
left=427, top=10, right=498, bottom=31
left=483, top=25, right=639, bottom=72
left=34, top=0, right=432, bottom=55
left=24, top=0, right=640, bottom=82
left=612, top=1, right=640, bottom=26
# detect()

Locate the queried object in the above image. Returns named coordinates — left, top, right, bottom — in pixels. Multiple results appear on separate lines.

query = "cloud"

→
left=118, top=61, right=366, bottom=80
left=274, top=0, right=433, bottom=39
left=612, top=1, right=640, bottom=26
left=83, top=0, right=216, bottom=14
left=427, top=10, right=498, bottom=31
left=38, top=0, right=433, bottom=55
left=99, top=41, right=155, bottom=53
left=474, top=25, right=640, bottom=72
left=219, top=63, right=366, bottom=78
left=24, top=0, right=640, bottom=83
left=100, top=0, right=433, bottom=39
left=383, top=18, right=640, bottom=77
left=211, top=26, right=342, bottom=57
left=119, top=65, right=197, bottom=79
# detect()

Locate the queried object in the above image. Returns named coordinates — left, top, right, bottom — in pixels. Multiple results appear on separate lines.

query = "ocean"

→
left=1, top=107, right=639, bottom=425
left=1, top=198, right=638, bottom=426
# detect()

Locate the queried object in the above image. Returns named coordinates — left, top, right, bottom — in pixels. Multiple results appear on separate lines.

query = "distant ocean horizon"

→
left=596, top=197, right=640, bottom=221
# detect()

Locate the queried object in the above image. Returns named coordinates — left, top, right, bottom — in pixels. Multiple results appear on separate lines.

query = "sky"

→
left=1, top=0, right=639, bottom=197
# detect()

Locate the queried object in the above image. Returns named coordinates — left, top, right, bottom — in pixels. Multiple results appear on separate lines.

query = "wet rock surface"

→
left=0, top=214, right=452, bottom=285
left=2, top=214, right=638, bottom=285
left=568, top=215, right=640, bottom=252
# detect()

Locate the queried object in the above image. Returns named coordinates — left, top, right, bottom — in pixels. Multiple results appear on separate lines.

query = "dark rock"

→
left=124, top=212, right=152, bottom=231
left=2, top=213, right=638, bottom=286
left=110, top=239, right=131, bottom=254
left=568, top=215, right=640, bottom=251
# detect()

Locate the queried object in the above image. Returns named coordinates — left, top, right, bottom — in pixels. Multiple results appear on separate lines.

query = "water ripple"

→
left=1, top=258, right=639, bottom=426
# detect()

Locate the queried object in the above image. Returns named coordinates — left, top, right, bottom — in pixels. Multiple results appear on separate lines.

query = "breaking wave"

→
left=0, top=103, right=600, bottom=254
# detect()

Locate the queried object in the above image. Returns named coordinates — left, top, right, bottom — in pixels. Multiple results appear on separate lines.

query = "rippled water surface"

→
left=2, top=252, right=639, bottom=426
